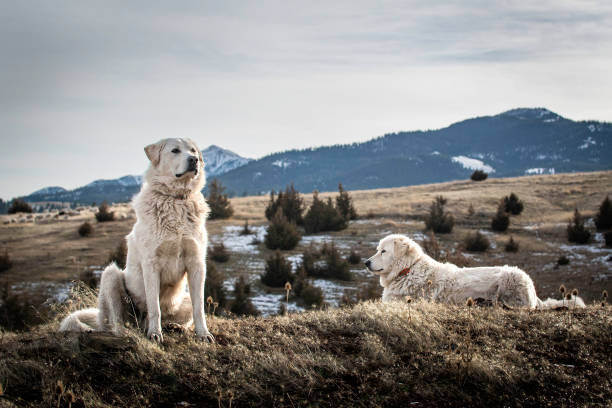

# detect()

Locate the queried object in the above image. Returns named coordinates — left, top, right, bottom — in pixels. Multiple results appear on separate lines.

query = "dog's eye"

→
left=381, top=250, right=386, bottom=254
left=190, top=148, right=196, bottom=153
left=171, top=148, right=180, bottom=154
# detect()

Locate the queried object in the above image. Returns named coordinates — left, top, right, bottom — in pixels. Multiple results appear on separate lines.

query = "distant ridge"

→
left=19, top=108, right=612, bottom=204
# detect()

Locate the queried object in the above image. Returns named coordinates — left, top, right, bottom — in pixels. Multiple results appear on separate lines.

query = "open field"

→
left=0, top=300, right=610, bottom=407
left=1, top=171, right=611, bottom=315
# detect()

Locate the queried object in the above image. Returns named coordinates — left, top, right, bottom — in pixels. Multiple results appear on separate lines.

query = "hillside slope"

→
left=1, top=301, right=610, bottom=407
left=218, top=108, right=612, bottom=195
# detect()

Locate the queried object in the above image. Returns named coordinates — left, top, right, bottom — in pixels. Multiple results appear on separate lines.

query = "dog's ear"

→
left=144, top=141, right=164, bottom=166
left=394, top=237, right=410, bottom=258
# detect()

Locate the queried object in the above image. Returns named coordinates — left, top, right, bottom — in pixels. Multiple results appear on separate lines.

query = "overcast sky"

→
left=1, top=0, right=611, bottom=199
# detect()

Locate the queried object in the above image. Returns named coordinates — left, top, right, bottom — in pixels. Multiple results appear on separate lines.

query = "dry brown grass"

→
left=0, top=299, right=610, bottom=407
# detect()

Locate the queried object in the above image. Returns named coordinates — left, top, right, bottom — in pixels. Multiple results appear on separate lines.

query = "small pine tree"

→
left=207, top=179, right=234, bottom=220
left=292, top=266, right=325, bottom=309
left=8, top=199, right=33, bottom=214
left=595, top=195, right=612, bottom=231
left=230, top=276, right=259, bottom=316
left=503, top=193, right=524, bottom=215
left=209, top=242, right=230, bottom=263
left=567, top=208, right=591, bottom=244
left=261, top=250, right=294, bottom=287
left=491, top=201, right=510, bottom=232
left=264, top=208, right=301, bottom=250
left=264, top=184, right=304, bottom=225
left=239, top=220, right=252, bottom=236
left=605, top=231, right=612, bottom=248
left=336, top=183, right=357, bottom=221
left=505, top=236, right=519, bottom=252
left=464, top=231, right=490, bottom=252
left=424, top=196, right=454, bottom=233
left=78, top=222, right=93, bottom=237
left=304, top=191, right=347, bottom=234
left=470, top=170, right=488, bottom=181
left=205, top=261, right=227, bottom=309
left=0, top=250, right=12, bottom=273
left=348, top=250, right=361, bottom=265
left=107, top=239, right=127, bottom=269
left=95, top=201, right=115, bottom=222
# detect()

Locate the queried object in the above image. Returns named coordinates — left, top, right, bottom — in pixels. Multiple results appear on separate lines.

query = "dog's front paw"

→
left=196, top=330, right=215, bottom=343
left=147, top=329, right=164, bottom=344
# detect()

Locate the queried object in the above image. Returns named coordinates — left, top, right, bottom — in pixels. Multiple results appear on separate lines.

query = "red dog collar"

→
left=398, top=268, right=411, bottom=277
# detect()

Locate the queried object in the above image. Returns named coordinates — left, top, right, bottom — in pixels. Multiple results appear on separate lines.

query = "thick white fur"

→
left=60, top=138, right=214, bottom=343
left=366, top=234, right=585, bottom=309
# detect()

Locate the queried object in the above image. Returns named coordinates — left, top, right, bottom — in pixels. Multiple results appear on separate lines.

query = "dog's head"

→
left=365, top=234, right=423, bottom=277
left=144, top=138, right=206, bottom=193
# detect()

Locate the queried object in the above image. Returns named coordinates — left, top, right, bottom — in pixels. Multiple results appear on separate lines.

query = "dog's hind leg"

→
left=97, top=263, right=128, bottom=335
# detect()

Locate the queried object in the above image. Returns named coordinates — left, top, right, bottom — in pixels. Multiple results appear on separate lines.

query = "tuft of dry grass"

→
left=1, top=300, right=610, bottom=407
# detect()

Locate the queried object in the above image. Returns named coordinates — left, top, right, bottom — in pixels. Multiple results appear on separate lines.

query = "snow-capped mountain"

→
left=202, top=145, right=252, bottom=177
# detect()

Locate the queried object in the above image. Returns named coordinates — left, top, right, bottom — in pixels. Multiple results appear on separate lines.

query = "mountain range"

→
left=20, top=108, right=612, bottom=205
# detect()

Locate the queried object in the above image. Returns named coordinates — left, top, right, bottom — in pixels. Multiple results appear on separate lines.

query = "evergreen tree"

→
left=567, top=208, right=591, bottom=244
left=205, top=261, right=227, bottom=309
left=264, top=208, right=301, bottom=250
left=264, top=184, right=304, bottom=225
left=261, top=250, right=294, bottom=287
left=424, top=196, right=454, bottom=233
left=336, top=183, right=357, bottom=221
left=207, top=179, right=234, bottom=219
left=595, top=195, right=612, bottom=231
left=230, top=276, right=259, bottom=316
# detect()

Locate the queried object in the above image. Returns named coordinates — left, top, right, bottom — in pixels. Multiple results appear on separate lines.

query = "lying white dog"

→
left=60, top=138, right=215, bottom=343
left=365, top=234, right=585, bottom=309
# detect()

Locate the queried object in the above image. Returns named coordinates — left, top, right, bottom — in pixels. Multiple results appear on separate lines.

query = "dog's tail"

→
left=536, top=295, right=586, bottom=310
left=59, top=308, right=100, bottom=332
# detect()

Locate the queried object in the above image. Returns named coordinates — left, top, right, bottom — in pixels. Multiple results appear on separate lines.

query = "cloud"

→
left=1, top=0, right=611, bottom=198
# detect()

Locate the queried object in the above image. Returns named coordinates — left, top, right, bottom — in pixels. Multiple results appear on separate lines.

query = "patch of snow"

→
left=451, top=156, right=495, bottom=173
left=579, top=136, right=596, bottom=150
left=250, top=293, right=304, bottom=316
left=431, top=151, right=440, bottom=156
left=312, top=279, right=355, bottom=307
left=525, top=168, right=555, bottom=175
left=220, top=225, right=266, bottom=253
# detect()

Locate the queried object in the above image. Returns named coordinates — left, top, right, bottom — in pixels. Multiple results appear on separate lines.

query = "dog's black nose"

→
left=188, top=156, right=198, bottom=165
left=364, top=260, right=371, bottom=268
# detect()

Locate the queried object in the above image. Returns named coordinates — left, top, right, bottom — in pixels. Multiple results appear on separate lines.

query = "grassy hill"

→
left=0, top=300, right=610, bottom=407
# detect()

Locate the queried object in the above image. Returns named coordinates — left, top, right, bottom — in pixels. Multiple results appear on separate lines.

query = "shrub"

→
left=424, top=196, right=454, bottom=233
left=78, top=222, right=93, bottom=237
left=209, top=243, right=230, bottom=263
left=470, top=170, right=488, bottom=181
left=503, top=193, right=524, bottom=215
left=240, top=220, right=253, bottom=236
left=336, top=183, right=357, bottom=221
left=307, top=243, right=352, bottom=281
left=0, top=282, right=43, bottom=331
left=567, top=208, right=591, bottom=244
left=464, top=231, right=490, bottom=252
left=205, top=261, right=227, bottom=309
left=505, top=236, right=519, bottom=252
left=95, top=202, right=115, bottom=222
left=8, top=199, right=33, bottom=214
left=79, top=268, right=98, bottom=289
left=264, top=184, right=304, bottom=225
left=264, top=208, right=301, bottom=250
left=348, top=250, right=361, bottom=265
left=207, top=179, right=234, bottom=220
left=292, top=267, right=325, bottom=309
left=422, top=232, right=442, bottom=261
left=595, top=195, right=612, bottom=231
left=605, top=231, right=612, bottom=248
left=261, top=250, right=294, bottom=288
left=0, top=250, right=12, bottom=273
left=491, top=201, right=510, bottom=232
left=107, top=239, right=127, bottom=269
left=303, top=191, right=347, bottom=234
left=230, top=276, right=259, bottom=316
left=557, top=255, right=570, bottom=266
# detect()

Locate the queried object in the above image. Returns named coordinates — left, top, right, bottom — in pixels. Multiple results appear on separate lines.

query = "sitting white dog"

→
left=60, top=138, right=214, bottom=343
left=365, top=234, right=584, bottom=309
